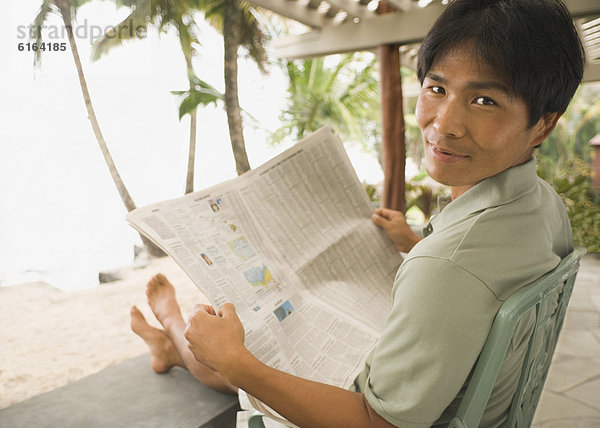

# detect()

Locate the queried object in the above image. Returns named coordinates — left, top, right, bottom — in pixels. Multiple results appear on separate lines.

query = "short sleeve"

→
left=364, top=256, right=502, bottom=427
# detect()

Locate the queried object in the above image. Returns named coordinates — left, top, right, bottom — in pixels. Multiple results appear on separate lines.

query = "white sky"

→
left=1, top=0, right=384, bottom=289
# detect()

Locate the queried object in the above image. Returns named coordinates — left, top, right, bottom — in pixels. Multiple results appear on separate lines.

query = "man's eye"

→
left=431, top=86, right=445, bottom=95
left=474, top=96, right=496, bottom=106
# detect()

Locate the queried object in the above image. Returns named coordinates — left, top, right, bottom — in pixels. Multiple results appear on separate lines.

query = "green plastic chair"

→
left=247, top=248, right=586, bottom=428
left=248, top=410, right=268, bottom=428
left=449, top=247, right=586, bottom=428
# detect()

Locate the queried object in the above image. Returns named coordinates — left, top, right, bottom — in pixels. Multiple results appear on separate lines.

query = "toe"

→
left=130, top=307, right=153, bottom=335
left=130, top=305, right=144, bottom=320
left=148, top=274, right=160, bottom=289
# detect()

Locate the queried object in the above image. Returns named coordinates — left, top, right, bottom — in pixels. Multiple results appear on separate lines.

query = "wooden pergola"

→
left=245, top=0, right=600, bottom=211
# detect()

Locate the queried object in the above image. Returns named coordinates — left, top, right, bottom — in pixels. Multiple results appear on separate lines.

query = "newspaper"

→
left=126, top=126, right=402, bottom=393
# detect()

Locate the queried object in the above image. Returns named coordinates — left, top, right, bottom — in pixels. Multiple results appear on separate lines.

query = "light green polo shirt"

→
left=356, top=159, right=573, bottom=427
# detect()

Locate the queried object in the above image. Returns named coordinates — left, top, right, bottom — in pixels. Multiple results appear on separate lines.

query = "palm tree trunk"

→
left=59, top=4, right=164, bottom=258
left=186, top=110, right=197, bottom=193
left=60, top=6, right=135, bottom=212
left=183, top=52, right=197, bottom=194
left=223, top=0, right=251, bottom=176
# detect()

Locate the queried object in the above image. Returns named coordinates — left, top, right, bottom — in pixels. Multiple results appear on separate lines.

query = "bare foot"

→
left=146, top=273, right=184, bottom=329
left=130, top=306, right=185, bottom=373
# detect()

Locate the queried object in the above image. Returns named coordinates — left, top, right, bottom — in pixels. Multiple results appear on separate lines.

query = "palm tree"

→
left=94, top=0, right=268, bottom=177
left=201, top=0, right=269, bottom=175
left=92, top=0, right=206, bottom=193
left=32, top=0, right=164, bottom=257
left=272, top=53, right=380, bottom=147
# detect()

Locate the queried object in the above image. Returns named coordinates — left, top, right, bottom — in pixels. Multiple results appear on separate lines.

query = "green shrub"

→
left=537, top=157, right=600, bottom=253
left=363, top=182, right=381, bottom=206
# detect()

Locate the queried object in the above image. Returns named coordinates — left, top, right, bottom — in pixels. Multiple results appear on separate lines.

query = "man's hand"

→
left=185, top=303, right=395, bottom=428
left=371, top=208, right=421, bottom=253
left=184, top=303, right=249, bottom=379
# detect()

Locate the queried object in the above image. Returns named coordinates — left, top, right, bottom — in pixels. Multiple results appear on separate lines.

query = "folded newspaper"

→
left=126, top=126, right=402, bottom=409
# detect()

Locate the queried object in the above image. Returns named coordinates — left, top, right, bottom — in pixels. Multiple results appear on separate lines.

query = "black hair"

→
left=417, top=0, right=585, bottom=128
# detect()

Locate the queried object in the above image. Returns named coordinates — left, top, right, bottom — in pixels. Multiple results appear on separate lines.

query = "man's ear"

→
left=530, top=112, right=561, bottom=148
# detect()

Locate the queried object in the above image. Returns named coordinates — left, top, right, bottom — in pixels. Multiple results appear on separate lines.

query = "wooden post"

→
left=378, top=1, right=406, bottom=212
left=590, top=134, right=600, bottom=195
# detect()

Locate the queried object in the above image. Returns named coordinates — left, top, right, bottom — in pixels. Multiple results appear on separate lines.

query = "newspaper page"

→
left=126, top=127, right=402, bottom=393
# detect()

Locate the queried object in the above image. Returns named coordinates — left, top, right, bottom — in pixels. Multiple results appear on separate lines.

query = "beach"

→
left=0, top=257, right=210, bottom=409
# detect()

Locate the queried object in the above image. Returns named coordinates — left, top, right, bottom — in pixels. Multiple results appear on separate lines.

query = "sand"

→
left=0, top=257, right=210, bottom=409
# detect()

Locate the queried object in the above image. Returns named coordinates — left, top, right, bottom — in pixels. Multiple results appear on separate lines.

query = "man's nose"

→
left=432, top=100, right=466, bottom=138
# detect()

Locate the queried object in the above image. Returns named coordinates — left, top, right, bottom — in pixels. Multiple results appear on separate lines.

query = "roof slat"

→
left=385, top=0, right=413, bottom=12
left=307, top=0, right=322, bottom=9
left=325, top=5, right=341, bottom=18
left=326, top=0, right=375, bottom=19
left=273, top=2, right=445, bottom=58
left=565, top=0, right=600, bottom=18
left=583, top=62, right=600, bottom=82
left=247, top=0, right=330, bottom=28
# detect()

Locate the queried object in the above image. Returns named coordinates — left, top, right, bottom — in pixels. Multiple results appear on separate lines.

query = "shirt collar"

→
left=424, top=158, right=538, bottom=236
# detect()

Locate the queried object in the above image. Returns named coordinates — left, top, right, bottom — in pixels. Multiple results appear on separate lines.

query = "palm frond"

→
left=199, top=0, right=224, bottom=30
left=173, top=76, right=224, bottom=119
left=323, top=54, right=353, bottom=93
left=90, top=0, right=152, bottom=61
left=274, top=54, right=382, bottom=146
left=177, top=89, right=219, bottom=119
left=176, top=20, right=194, bottom=62
left=31, top=1, right=56, bottom=67
left=238, top=2, right=268, bottom=73
left=69, top=0, right=95, bottom=21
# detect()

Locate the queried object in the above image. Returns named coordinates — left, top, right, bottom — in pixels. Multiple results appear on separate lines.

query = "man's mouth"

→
left=428, top=143, right=468, bottom=163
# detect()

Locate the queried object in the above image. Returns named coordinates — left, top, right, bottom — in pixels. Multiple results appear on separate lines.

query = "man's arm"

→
left=184, top=304, right=395, bottom=428
left=371, top=208, right=421, bottom=253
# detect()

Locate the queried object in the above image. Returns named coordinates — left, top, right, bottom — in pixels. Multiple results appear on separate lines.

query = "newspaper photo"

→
left=126, top=126, right=402, bottom=392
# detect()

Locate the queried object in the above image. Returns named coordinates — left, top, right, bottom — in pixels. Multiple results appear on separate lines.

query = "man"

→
left=130, top=0, right=584, bottom=425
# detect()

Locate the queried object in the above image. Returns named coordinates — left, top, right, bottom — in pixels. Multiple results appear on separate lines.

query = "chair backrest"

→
left=449, top=247, right=587, bottom=428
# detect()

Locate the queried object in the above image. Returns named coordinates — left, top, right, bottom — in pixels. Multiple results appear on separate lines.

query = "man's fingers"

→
left=190, top=303, right=237, bottom=321
left=372, top=208, right=405, bottom=222
left=371, top=212, right=391, bottom=228
left=185, top=306, right=215, bottom=343
left=191, top=303, right=216, bottom=316
left=219, top=303, right=238, bottom=320
left=375, top=207, right=402, bottom=219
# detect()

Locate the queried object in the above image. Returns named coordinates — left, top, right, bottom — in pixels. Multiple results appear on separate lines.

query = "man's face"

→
left=415, top=44, right=541, bottom=198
